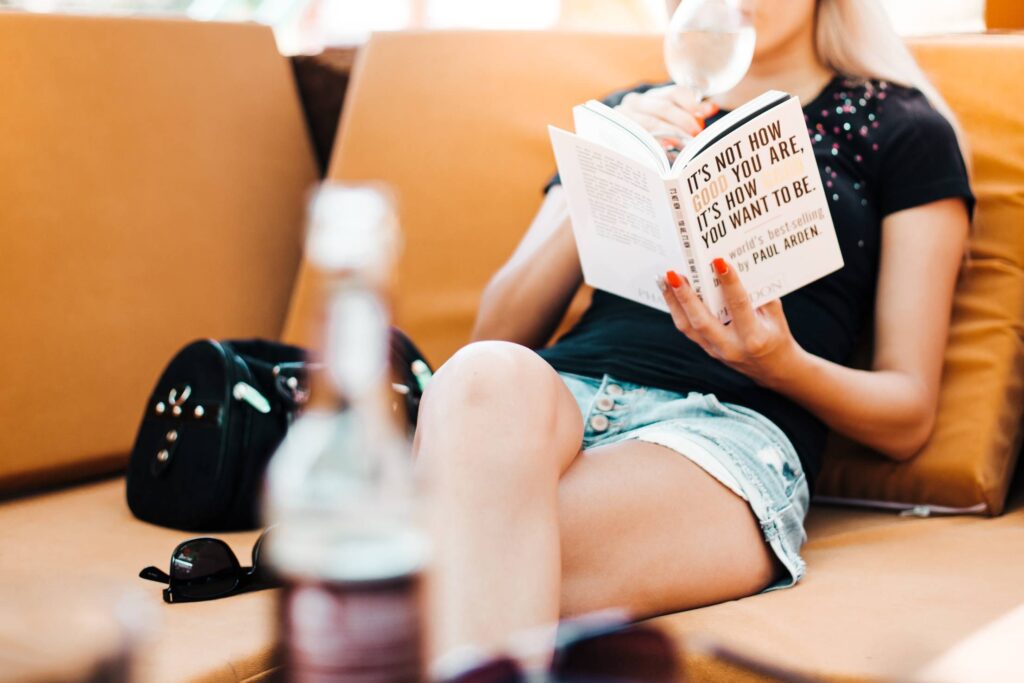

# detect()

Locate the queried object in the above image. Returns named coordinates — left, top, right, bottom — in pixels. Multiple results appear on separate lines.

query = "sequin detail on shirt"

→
left=803, top=77, right=891, bottom=211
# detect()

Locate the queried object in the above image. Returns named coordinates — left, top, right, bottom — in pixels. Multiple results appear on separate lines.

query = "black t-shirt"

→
left=537, top=76, right=974, bottom=487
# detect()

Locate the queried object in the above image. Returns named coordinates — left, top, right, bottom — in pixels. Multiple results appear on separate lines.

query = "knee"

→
left=415, top=340, right=582, bottom=467
left=421, top=341, right=558, bottom=419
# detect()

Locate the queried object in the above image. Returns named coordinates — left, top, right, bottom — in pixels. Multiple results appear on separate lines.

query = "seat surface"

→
left=652, top=483, right=1024, bottom=682
left=2, top=479, right=1022, bottom=682
left=0, top=480, right=272, bottom=683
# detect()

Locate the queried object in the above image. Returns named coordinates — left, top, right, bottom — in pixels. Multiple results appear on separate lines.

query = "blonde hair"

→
left=814, top=0, right=969, bottom=157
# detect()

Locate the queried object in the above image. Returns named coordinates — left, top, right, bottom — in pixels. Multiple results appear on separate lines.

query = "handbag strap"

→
left=222, top=331, right=432, bottom=426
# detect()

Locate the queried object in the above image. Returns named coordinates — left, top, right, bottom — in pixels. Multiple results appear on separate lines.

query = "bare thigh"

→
left=556, top=438, right=782, bottom=619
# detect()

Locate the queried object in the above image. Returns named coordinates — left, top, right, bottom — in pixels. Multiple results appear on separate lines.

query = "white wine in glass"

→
left=664, top=0, right=755, bottom=103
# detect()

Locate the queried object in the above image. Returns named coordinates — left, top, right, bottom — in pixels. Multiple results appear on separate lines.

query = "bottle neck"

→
left=308, top=271, right=383, bottom=393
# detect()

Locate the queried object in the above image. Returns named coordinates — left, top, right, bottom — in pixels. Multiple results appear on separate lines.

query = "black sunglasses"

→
left=139, top=527, right=278, bottom=603
left=439, top=612, right=681, bottom=683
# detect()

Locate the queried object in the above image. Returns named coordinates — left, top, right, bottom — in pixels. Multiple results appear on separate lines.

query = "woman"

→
left=414, top=0, right=973, bottom=667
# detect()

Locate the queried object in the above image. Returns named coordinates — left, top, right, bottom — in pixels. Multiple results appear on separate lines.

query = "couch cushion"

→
left=3, top=479, right=1021, bottom=682
left=283, top=31, right=1024, bottom=515
left=0, top=479, right=274, bottom=683
left=653, top=484, right=1024, bottom=682
left=0, top=15, right=317, bottom=495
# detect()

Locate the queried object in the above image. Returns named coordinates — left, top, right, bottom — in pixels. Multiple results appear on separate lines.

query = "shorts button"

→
left=595, top=396, right=614, bottom=412
left=589, top=414, right=609, bottom=432
left=606, top=384, right=624, bottom=396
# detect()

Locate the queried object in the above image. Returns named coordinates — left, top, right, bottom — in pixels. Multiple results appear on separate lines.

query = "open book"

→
left=549, top=91, right=844, bottom=322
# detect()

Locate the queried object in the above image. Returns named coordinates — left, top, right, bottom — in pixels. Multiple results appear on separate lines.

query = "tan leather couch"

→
left=1, top=15, right=1023, bottom=683
left=988, top=0, right=1024, bottom=29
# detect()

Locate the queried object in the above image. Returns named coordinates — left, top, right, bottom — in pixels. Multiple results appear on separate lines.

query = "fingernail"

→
left=712, top=258, right=729, bottom=276
left=695, top=115, right=706, bottom=131
left=666, top=270, right=683, bottom=288
left=655, top=276, right=668, bottom=293
left=703, top=101, right=720, bottom=117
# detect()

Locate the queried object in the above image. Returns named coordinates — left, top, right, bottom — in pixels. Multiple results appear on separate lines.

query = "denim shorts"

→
left=558, top=371, right=810, bottom=592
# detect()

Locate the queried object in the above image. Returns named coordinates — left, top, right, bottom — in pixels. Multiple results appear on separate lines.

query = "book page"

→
left=574, top=100, right=670, bottom=174
left=549, top=125, right=683, bottom=312
left=678, top=97, right=844, bottom=322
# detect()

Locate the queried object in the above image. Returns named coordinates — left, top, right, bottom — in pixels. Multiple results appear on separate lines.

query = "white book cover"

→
left=549, top=92, right=844, bottom=322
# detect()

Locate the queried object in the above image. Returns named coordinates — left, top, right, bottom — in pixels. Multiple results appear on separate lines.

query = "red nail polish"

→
left=695, top=115, right=706, bottom=131
left=666, top=270, right=683, bottom=288
left=712, top=258, right=729, bottom=275
left=705, top=101, right=720, bottom=116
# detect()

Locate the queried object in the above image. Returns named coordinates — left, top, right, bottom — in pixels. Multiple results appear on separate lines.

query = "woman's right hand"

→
left=616, top=86, right=720, bottom=148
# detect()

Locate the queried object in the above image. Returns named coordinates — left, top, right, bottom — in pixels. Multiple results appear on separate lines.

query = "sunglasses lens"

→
left=554, top=627, right=680, bottom=683
left=170, top=539, right=239, bottom=599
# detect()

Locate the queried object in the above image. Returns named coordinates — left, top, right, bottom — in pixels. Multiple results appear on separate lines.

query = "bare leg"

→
left=415, top=341, right=782, bottom=663
left=557, top=439, right=780, bottom=618
left=414, top=341, right=584, bottom=661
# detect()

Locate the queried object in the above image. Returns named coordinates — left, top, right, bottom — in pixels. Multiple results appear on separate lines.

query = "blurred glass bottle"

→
left=263, top=183, right=428, bottom=683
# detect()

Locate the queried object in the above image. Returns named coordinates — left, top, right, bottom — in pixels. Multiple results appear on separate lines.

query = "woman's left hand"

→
left=658, top=259, right=803, bottom=388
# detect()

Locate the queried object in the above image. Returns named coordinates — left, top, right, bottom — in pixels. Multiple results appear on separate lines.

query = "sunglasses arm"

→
left=139, top=566, right=172, bottom=583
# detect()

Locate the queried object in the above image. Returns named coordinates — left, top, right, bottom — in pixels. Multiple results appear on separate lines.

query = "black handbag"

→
left=126, top=332, right=432, bottom=531
left=126, top=339, right=309, bottom=531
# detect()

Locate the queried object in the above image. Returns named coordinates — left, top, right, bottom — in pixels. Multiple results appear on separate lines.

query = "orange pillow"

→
left=815, top=36, right=1024, bottom=515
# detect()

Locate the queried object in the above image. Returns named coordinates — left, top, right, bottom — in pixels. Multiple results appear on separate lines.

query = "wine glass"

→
left=659, top=0, right=755, bottom=155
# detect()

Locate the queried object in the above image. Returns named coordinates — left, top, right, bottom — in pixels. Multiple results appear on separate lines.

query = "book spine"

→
left=667, top=185, right=702, bottom=298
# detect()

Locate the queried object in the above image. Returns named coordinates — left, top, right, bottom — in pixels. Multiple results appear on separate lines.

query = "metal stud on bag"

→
left=272, top=362, right=315, bottom=406
left=152, top=443, right=174, bottom=476
left=161, top=385, right=191, bottom=418
left=167, top=385, right=191, bottom=406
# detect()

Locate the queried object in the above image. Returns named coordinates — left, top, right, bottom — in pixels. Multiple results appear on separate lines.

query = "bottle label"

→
left=280, top=574, right=424, bottom=683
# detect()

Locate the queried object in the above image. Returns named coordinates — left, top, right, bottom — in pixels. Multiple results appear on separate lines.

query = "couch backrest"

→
left=285, top=30, right=1024, bottom=515
left=0, top=15, right=317, bottom=495
left=283, top=31, right=669, bottom=359
left=816, top=35, right=1024, bottom=514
